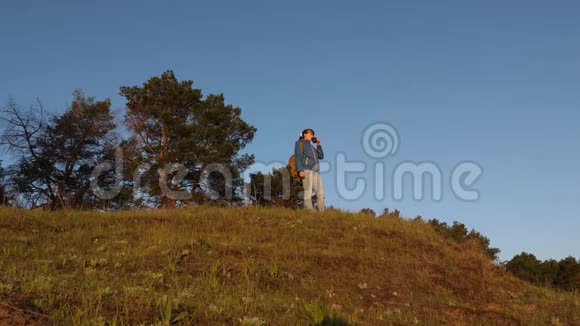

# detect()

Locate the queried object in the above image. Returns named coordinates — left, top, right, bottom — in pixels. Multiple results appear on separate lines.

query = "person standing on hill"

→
left=295, top=128, right=325, bottom=211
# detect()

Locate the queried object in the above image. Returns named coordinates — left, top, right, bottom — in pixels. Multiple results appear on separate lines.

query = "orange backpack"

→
left=287, top=141, right=305, bottom=185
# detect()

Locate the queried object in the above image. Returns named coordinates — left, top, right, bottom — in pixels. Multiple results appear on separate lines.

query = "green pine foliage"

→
left=505, top=253, right=580, bottom=291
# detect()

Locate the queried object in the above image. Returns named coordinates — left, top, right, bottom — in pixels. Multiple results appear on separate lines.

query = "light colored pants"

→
left=303, top=170, right=325, bottom=211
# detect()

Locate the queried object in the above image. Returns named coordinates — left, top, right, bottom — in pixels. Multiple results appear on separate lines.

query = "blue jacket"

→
left=295, top=139, right=324, bottom=172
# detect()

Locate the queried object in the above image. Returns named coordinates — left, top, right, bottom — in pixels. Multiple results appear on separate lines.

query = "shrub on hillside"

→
left=504, top=252, right=580, bottom=292
left=427, top=219, right=500, bottom=261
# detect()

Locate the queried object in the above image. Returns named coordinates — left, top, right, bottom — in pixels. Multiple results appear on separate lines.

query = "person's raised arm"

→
left=315, top=139, right=324, bottom=159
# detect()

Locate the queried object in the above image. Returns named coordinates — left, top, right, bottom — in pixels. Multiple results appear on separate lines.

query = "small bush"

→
left=428, top=219, right=500, bottom=260
left=304, top=302, right=348, bottom=326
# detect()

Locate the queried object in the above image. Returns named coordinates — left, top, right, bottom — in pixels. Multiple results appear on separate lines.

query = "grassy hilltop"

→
left=0, top=206, right=578, bottom=325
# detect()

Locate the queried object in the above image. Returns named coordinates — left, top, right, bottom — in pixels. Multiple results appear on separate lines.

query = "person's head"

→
left=300, top=128, right=315, bottom=141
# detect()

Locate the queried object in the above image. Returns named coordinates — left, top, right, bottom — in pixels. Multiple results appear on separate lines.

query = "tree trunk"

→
left=159, top=168, right=168, bottom=208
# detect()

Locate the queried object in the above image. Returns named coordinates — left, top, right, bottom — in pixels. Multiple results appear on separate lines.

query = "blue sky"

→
left=1, top=1, right=579, bottom=261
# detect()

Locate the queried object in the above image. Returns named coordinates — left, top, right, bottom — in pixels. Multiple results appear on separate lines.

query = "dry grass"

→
left=0, top=206, right=578, bottom=325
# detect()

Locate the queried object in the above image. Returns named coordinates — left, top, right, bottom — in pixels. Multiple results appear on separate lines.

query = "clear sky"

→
left=1, top=1, right=579, bottom=261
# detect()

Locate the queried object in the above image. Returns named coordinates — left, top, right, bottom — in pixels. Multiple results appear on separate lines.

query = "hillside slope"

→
left=0, top=207, right=578, bottom=325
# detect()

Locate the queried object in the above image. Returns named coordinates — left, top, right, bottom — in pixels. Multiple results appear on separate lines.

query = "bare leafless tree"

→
left=0, top=98, right=57, bottom=207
